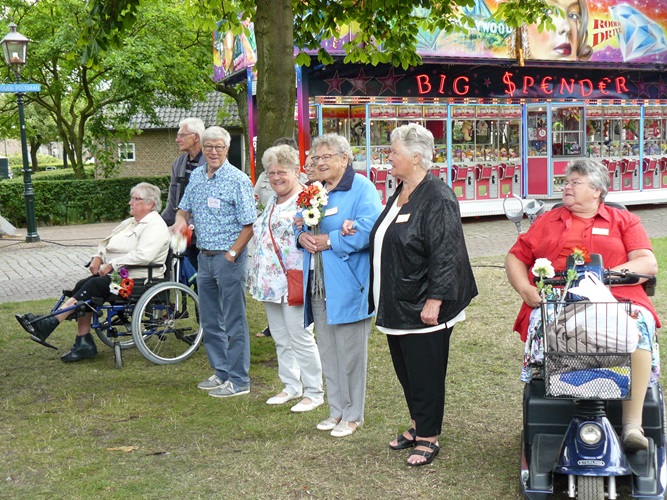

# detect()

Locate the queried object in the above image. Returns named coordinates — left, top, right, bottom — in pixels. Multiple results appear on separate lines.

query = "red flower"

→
left=296, top=190, right=312, bottom=208
left=571, top=246, right=591, bottom=263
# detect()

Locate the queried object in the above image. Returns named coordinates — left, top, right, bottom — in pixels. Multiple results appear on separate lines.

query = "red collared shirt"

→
left=509, top=203, right=660, bottom=341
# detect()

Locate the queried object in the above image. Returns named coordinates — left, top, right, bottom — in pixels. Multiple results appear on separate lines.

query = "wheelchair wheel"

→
left=131, top=282, right=202, bottom=365
left=95, top=307, right=136, bottom=350
left=114, top=343, right=123, bottom=369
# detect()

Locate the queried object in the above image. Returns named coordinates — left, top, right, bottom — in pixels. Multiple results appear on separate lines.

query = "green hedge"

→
left=29, top=166, right=96, bottom=180
left=0, top=176, right=170, bottom=227
left=6, top=154, right=64, bottom=174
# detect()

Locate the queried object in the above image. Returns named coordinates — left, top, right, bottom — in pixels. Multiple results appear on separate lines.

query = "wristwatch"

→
left=228, top=249, right=238, bottom=259
left=326, top=237, right=331, bottom=249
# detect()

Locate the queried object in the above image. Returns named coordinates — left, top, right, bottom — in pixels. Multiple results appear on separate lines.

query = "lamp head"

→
left=1, top=23, right=30, bottom=77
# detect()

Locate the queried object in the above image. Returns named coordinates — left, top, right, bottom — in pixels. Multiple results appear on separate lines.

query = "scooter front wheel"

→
left=577, top=476, right=603, bottom=500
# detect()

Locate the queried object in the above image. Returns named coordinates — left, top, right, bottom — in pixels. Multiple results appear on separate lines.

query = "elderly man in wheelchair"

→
left=16, top=182, right=173, bottom=363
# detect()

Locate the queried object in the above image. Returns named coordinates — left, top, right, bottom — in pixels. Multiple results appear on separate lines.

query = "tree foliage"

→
left=1, top=0, right=214, bottom=178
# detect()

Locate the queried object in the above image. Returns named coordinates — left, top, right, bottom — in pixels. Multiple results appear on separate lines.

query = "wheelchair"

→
left=36, top=252, right=202, bottom=369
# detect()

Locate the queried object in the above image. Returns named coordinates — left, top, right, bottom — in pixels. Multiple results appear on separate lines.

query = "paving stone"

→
left=1, top=206, right=666, bottom=304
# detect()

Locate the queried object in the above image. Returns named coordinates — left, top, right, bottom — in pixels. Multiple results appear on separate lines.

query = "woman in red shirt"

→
left=505, top=158, right=660, bottom=452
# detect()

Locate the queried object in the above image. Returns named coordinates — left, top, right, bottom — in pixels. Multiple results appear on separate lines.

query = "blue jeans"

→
left=197, top=250, right=250, bottom=388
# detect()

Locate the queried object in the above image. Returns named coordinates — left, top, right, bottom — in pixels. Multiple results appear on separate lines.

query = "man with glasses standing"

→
left=173, top=126, right=256, bottom=398
left=162, top=118, right=206, bottom=270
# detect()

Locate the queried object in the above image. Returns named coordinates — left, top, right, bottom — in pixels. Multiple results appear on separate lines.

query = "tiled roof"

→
left=129, top=92, right=241, bottom=130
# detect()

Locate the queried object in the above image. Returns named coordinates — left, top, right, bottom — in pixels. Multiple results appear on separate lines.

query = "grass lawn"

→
left=1, top=241, right=665, bottom=499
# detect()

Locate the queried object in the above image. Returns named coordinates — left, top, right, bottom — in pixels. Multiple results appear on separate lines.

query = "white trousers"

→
left=264, top=301, right=324, bottom=400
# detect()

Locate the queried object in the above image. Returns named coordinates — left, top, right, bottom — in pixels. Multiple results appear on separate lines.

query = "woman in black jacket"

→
left=366, top=123, right=477, bottom=466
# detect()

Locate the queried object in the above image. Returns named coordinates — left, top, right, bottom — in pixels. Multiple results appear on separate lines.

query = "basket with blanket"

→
left=542, top=300, right=638, bottom=400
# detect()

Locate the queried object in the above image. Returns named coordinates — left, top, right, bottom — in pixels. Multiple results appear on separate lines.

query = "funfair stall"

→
left=216, top=0, right=667, bottom=217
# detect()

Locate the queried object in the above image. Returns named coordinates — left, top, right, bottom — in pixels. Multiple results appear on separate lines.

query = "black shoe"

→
left=16, top=313, right=59, bottom=350
left=255, top=326, right=271, bottom=338
left=60, top=333, right=98, bottom=362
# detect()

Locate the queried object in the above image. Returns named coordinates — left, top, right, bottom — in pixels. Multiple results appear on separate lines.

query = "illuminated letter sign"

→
left=416, top=74, right=432, bottom=94
left=453, top=76, right=469, bottom=95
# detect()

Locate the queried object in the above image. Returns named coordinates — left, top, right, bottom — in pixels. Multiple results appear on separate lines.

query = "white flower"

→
left=313, top=192, right=327, bottom=207
left=170, top=234, right=187, bottom=254
left=109, top=283, right=121, bottom=294
left=310, top=197, right=320, bottom=209
left=532, top=258, right=555, bottom=279
left=303, top=207, right=321, bottom=226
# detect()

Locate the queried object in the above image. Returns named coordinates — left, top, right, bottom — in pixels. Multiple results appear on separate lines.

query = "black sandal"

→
left=407, top=440, right=440, bottom=466
left=389, top=427, right=417, bottom=450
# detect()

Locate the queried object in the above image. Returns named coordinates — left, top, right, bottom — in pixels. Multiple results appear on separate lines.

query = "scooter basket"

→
left=541, top=300, right=634, bottom=400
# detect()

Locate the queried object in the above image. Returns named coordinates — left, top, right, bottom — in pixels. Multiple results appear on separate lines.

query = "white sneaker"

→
left=198, top=375, right=225, bottom=390
left=208, top=380, right=250, bottom=398
left=266, top=391, right=301, bottom=405
left=316, top=417, right=340, bottom=431
left=331, top=420, right=362, bottom=438
left=290, top=397, right=324, bottom=413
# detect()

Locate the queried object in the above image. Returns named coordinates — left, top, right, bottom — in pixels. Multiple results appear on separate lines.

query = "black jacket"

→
left=369, top=173, right=478, bottom=329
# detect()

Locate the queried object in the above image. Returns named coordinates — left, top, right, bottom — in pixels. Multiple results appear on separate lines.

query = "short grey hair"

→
left=566, top=158, right=610, bottom=200
left=390, top=123, right=434, bottom=170
left=131, top=182, right=162, bottom=212
left=272, top=137, right=298, bottom=150
left=262, top=144, right=300, bottom=172
left=310, top=133, right=353, bottom=166
left=201, top=126, right=231, bottom=148
left=179, top=117, right=205, bottom=143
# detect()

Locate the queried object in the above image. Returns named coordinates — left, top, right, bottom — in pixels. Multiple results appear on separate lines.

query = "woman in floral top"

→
left=248, top=145, right=324, bottom=412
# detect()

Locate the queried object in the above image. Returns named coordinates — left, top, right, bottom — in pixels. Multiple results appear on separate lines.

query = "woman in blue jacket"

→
left=296, top=133, right=382, bottom=438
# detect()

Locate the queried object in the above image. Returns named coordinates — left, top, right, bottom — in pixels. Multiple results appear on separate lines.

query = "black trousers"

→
left=387, top=326, right=453, bottom=437
left=72, top=275, right=113, bottom=302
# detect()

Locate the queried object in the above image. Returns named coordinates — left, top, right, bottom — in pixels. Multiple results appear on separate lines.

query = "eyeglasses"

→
left=310, top=153, right=340, bottom=163
left=130, top=196, right=144, bottom=202
left=203, top=145, right=228, bottom=153
left=562, top=179, right=589, bottom=188
left=176, top=132, right=195, bottom=139
left=267, top=170, right=292, bottom=177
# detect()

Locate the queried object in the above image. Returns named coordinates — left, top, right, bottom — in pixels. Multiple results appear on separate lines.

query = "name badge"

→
left=396, top=214, right=411, bottom=223
left=592, top=227, right=609, bottom=235
left=208, top=197, right=221, bottom=209
left=324, top=207, right=338, bottom=216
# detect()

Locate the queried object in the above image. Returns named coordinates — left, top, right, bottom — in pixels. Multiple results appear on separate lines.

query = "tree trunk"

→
left=29, top=138, right=41, bottom=172
left=254, top=0, right=295, bottom=176
left=217, top=84, right=251, bottom=177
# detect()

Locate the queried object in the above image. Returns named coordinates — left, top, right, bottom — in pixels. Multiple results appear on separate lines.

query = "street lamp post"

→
left=1, top=22, right=39, bottom=242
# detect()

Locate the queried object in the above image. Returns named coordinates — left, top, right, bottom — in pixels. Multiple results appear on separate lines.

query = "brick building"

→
left=114, top=92, right=242, bottom=178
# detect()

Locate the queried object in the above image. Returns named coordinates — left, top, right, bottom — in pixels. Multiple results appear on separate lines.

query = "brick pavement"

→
left=1, top=205, right=666, bottom=304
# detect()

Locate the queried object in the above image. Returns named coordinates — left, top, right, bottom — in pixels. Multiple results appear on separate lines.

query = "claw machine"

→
left=449, top=104, right=521, bottom=203
left=642, top=106, right=662, bottom=190
left=423, top=105, right=449, bottom=184
left=525, top=103, right=586, bottom=198
left=365, top=104, right=399, bottom=202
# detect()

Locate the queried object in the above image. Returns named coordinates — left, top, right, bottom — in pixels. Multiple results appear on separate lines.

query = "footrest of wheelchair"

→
left=29, top=335, right=58, bottom=350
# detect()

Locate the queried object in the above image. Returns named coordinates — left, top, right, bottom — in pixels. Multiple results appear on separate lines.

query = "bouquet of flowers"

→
left=296, top=182, right=328, bottom=298
left=296, top=182, right=328, bottom=227
left=532, top=246, right=591, bottom=300
left=170, top=224, right=193, bottom=254
left=109, top=267, right=134, bottom=298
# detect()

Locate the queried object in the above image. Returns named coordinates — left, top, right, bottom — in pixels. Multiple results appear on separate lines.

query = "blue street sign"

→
left=0, top=83, right=41, bottom=93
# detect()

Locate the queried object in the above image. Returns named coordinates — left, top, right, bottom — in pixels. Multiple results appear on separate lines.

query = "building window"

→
left=118, top=143, right=136, bottom=162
